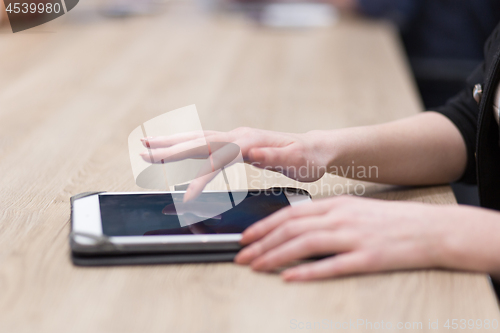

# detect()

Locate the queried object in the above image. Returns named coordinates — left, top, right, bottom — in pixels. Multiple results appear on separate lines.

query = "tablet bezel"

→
left=71, top=190, right=311, bottom=252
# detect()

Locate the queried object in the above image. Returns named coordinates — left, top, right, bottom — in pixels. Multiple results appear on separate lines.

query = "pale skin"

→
left=141, top=112, right=500, bottom=281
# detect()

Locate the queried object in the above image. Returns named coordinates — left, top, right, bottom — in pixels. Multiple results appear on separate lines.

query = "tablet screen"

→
left=99, top=191, right=290, bottom=236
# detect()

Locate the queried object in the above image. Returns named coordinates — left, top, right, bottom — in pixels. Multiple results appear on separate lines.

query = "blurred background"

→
left=2, top=0, right=499, bottom=205
left=3, top=0, right=498, bottom=107
left=3, top=2, right=500, bottom=330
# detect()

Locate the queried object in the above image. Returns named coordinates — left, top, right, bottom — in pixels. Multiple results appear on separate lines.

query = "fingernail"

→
left=183, top=191, right=191, bottom=203
left=251, top=259, right=268, bottom=271
left=239, top=234, right=250, bottom=245
left=282, top=268, right=304, bottom=281
left=235, top=247, right=254, bottom=264
left=234, top=253, right=245, bottom=264
left=240, top=229, right=257, bottom=245
left=282, top=271, right=295, bottom=281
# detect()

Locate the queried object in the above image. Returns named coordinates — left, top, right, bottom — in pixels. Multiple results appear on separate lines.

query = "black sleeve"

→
left=432, top=64, right=484, bottom=184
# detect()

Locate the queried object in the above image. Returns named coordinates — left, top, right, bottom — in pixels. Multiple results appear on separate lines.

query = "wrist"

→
left=312, top=127, right=360, bottom=176
left=304, top=129, right=344, bottom=173
left=437, top=207, right=500, bottom=275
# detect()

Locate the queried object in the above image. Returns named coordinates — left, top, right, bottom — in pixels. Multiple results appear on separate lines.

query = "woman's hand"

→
left=141, top=128, right=331, bottom=200
left=235, top=196, right=500, bottom=281
left=141, top=127, right=328, bottom=181
left=140, top=113, right=469, bottom=201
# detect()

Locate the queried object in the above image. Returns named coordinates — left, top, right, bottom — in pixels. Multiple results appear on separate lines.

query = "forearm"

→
left=436, top=205, right=500, bottom=280
left=317, top=112, right=467, bottom=185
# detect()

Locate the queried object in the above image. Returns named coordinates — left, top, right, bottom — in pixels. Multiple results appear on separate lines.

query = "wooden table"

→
left=0, top=2, right=499, bottom=332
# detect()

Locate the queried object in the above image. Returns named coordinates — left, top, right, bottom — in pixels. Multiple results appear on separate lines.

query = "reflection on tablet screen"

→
left=99, top=191, right=290, bottom=236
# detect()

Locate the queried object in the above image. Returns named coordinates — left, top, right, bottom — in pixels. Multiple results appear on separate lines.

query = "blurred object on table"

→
left=208, top=0, right=339, bottom=28
left=221, top=0, right=500, bottom=108
left=260, top=3, right=338, bottom=27
left=323, top=0, right=356, bottom=11
left=259, top=3, right=338, bottom=28
left=100, top=0, right=160, bottom=17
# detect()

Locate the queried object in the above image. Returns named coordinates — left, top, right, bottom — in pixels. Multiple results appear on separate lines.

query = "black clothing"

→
left=359, top=0, right=500, bottom=60
left=358, top=0, right=500, bottom=108
left=429, top=22, right=500, bottom=296
left=435, top=23, right=500, bottom=211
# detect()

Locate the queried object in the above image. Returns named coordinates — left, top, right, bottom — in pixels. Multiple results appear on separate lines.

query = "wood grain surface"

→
left=0, top=2, right=498, bottom=332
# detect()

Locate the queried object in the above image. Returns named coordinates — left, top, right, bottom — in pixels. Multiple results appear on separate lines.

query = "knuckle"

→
left=281, top=224, right=297, bottom=238
left=328, top=211, right=351, bottom=227
left=329, top=217, right=347, bottom=230
left=281, top=206, right=296, bottom=219
left=360, top=251, right=380, bottom=269
left=333, top=195, right=352, bottom=205
left=234, top=127, right=252, bottom=135
left=292, top=143, right=306, bottom=155
left=301, top=233, right=322, bottom=251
